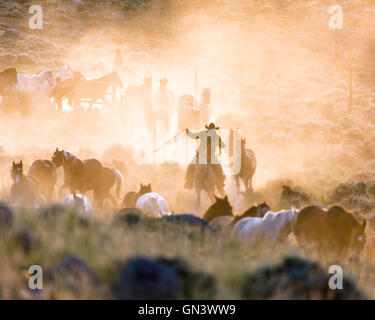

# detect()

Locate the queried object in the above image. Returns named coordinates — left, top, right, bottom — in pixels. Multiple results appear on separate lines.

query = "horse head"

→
left=139, top=183, right=152, bottom=195
left=257, top=202, right=270, bottom=217
left=11, top=160, right=23, bottom=181
left=203, top=195, right=233, bottom=222
left=52, top=148, right=66, bottom=168
left=38, top=69, right=54, bottom=86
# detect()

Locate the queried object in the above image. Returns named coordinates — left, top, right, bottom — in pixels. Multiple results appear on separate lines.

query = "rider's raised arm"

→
left=186, top=129, right=205, bottom=139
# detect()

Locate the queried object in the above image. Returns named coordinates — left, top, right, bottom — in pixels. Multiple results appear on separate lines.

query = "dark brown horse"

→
left=121, top=183, right=152, bottom=208
left=10, top=161, right=44, bottom=206
left=0, top=67, right=17, bottom=96
left=230, top=202, right=270, bottom=226
left=202, top=195, right=232, bottom=223
left=294, top=205, right=367, bottom=259
left=234, top=138, right=256, bottom=195
left=27, top=159, right=57, bottom=201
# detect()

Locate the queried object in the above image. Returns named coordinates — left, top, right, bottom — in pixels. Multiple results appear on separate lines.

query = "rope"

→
left=149, top=129, right=185, bottom=154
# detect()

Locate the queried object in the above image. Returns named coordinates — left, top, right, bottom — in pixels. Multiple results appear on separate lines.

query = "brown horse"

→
left=101, top=166, right=123, bottom=206
left=0, top=67, right=17, bottom=96
left=202, top=195, right=233, bottom=223
left=294, top=205, right=367, bottom=259
left=121, top=183, right=152, bottom=208
left=10, top=161, right=44, bottom=206
left=27, top=159, right=57, bottom=201
left=52, top=149, right=105, bottom=206
left=70, top=71, right=123, bottom=108
left=234, top=138, right=256, bottom=195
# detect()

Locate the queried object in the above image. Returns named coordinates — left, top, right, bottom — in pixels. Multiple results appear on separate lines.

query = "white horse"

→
left=55, top=64, right=75, bottom=81
left=17, top=69, right=54, bottom=95
left=62, top=193, right=94, bottom=216
left=231, top=208, right=298, bottom=246
left=136, top=192, right=169, bottom=217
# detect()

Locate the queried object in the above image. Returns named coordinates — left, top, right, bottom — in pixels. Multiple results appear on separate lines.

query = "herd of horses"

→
left=7, top=145, right=367, bottom=262
left=1, top=66, right=368, bottom=263
left=0, top=65, right=213, bottom=134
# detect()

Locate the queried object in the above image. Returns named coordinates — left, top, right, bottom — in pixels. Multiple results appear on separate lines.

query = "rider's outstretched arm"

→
left=186, top=129, right=204, bottom=139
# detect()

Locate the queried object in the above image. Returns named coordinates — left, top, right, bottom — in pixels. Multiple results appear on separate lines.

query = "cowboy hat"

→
left=205, top=123, right=219, bottom=130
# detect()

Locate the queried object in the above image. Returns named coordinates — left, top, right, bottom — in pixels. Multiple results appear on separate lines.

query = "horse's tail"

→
left=113, top=169, right=123, bottom=199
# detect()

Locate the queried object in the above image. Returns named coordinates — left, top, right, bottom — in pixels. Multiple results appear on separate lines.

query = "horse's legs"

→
left=195, top=187, right=201, bottom=210
left=93, top=189, right=104, bottom=208
left=106, top=192, right=118, bottom=207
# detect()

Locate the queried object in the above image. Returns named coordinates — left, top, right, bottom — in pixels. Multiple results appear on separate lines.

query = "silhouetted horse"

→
left=0, top=67, right=17, bottom=96
left=122, top=183, right=151, bottom=208
left=27, top=159, right=57, bottom=201
left=234, top=138, right=256, bottom=195
left=70, top=70, right=123, bottom=108
left=202, top=195, right=233, bottom=223
left=52, top=148, right=105, bottom=206
left=209, top=202, right=270, bottom=231
left=294, top=205, right=367, bottom=259
left=10, top=161, right=44, bottom=206
left=102, top=166, right=123, bottom=206
left=230, top=202, right=270, bottom=226
left=50, top=72, right=85, bottom=110
left=51, top=148, right=76, bottom=193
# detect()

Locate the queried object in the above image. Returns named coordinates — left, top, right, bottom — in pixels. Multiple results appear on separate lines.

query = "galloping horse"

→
left=194, top=164, right=225, bottom=208
left=0, top=67, right=17, bottom=96
left=52, top=148, right=105, bottom=206
left=234, top=138, right=256, bottom=195
left=10, top=161, right=44, bottom=206
left=50, top=72, right=86, bottom=110
left=17, top=69, right=54, bottom=90
left=27, top=159, right=57, bottom=201
left=70, top=70, right=123, bottom=109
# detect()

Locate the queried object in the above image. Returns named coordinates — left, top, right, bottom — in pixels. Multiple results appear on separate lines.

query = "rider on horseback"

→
left=184, top=122, right=226, bottom=189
